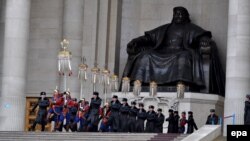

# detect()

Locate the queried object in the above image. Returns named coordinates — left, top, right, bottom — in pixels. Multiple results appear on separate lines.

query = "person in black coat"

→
left=136, top=103, right=147, bottom=132
left=173, top=111, right=180, bottom=133
left=128, top=101, right=138, bottom=132
left=244, top=94, right=250, bottom=125
left=187, top=111, right=198, bottom=134
left=87, top=92, right=102, bottom=132
left=119, top=98, right=130, bottom=132
left=31, top=92, right=50, bottom=131
left=145, top=105, right=156, bottom=133
left=154, top=108, right=165, bottom=133
left=109, top=95, right=121, bottom=132
left=205, top=109, right=219, bottom=125
left=166, top=109, right=175, bottom=133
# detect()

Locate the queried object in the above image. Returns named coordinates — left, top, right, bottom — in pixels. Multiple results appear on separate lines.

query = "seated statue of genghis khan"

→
left=122, top=6, right=225, bottom=96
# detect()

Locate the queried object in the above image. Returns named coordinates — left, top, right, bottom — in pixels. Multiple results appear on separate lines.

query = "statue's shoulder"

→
left=186, top=23, right=212, bottom=37
left=187, top=23, right=205, bottom=30
left=145, top=23, right=170, bottom=35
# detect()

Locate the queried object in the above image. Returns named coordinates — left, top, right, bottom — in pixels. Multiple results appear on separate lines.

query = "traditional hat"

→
left=40, top=92, right=46, bottom=95
left=93, top=92, right=99, bottom=96
left=149, top=105, right=154, bottom=109
left=188, top=111, right=193, bottom=114
left=112, top=95, right=118, bottom=99
left=122, top=98, right=128, bottom=102
left=174, top=111, right=179, bottom=114
left=139, top=103, right=144, bottom=107
left=131, top=101, right=136, bottom=105
left=210, top=109, right=215, bottom=112
left=157, top=108, right=162, bottom=112
left=168, top=109, right=174, bottom=113
left=246, top=94, right=250, bottom=98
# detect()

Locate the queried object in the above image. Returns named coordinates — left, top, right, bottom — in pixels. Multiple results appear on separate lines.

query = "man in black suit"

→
left=205, top=109, right=219, bottom=125
left=31, top=92, right=50, bottom=131
left=154, top=108, right=165, bottom=133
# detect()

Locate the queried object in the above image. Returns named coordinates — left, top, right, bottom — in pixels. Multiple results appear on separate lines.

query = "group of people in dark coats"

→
left=104, top=95, right=165, bottom=133
left=165, top=109, right=198, bottom=134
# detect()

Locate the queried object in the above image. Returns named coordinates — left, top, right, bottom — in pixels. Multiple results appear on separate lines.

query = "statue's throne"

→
left=127, top=40, right=223, bottom=95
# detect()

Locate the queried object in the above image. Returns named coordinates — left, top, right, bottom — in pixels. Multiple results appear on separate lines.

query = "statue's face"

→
left=173, top=9, right=188, bottom=24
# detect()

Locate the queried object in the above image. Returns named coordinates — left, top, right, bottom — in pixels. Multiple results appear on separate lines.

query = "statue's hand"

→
left=199, top=37, right=211, bottom=54
left=199, top=37, right=211, bottom=47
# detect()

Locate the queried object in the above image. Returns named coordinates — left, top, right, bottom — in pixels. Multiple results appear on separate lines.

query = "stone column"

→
left=223, top=0, right=250, bottom=135
left=81, top=0, right=100, bottom=101
left=61, top=0, right=84, bottom=99
left=0, top=0, right=6, bottom=94
left=0, top=0, right=31, bottom=131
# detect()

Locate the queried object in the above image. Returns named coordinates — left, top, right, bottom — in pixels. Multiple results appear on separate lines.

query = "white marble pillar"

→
left=61, top=0, right=84, bottom=99
left=0, top=0, right=6, bottom=95
left=81, top=0, right=100, bottom=101
left=223, top=0, right=250, bottom=135
left=0, top=0, right=30, bottom=131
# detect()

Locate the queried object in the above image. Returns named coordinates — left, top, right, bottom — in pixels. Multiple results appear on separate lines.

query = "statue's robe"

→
left=123, top=23, right=225, bottom=95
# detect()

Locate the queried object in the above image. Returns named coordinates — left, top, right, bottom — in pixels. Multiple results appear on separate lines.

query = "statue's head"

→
left=172, top=6, right=191, bottom=24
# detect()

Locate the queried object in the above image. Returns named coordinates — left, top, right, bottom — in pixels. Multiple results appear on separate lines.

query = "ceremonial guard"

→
left=145, top=105, right=156, bottom=133
left=179, top=111, right=187, bottom=133
left=165, top=109, right=175, bottom=133
left=75, top=99, right=90, bottom=131
left=119, top=98, right=130, bottom=132
left=99, top=102, right=111, bottom=132
left=109, top=95, right=121, bottom=132
left=64, top=92, right=78, bottom=132
left=173, top=111, right=180, bottom=133
left=136, top=103, right=147, bottom=132
left=47, top=89, right=64, bottom=131
left=31, top=92, right=50, bottom=131
left=128, top=101, right=138, bottom=132
left=154, top=108, right=165, bottom=133
left=187, top=111, right=198, bottom=134
left=205, top=109, right=219, bottom=125
left=57, top=106, right=70, bottom=131
left=87, top=92, right=102, bottom=132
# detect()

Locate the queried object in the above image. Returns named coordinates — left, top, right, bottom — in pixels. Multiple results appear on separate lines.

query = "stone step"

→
left=0, top=132, right=156, bottom=141
left=173, top=134, right=189, bottom=141
left=148, top=133, right=181, bottom=141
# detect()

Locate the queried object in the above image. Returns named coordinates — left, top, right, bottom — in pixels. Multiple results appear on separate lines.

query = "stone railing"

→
left=181, top=125, right=221, bottom=141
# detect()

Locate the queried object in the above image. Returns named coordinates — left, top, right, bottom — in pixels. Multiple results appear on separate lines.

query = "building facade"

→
left=0, top=0, right=249, bottom=135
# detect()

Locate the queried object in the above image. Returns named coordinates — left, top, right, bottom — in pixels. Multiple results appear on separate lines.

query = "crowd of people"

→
left=31, top=89, right=219, bottom=133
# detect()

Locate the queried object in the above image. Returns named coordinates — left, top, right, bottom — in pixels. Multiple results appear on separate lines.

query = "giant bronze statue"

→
left=123, top=7, right=225, bottom=96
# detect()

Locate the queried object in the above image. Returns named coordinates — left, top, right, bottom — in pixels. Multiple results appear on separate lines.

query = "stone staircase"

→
left=0, top=132, right=186, bottom=141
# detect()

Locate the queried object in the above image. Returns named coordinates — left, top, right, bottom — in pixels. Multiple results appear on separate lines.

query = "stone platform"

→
left=109, top=92, right=224, bottom=133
